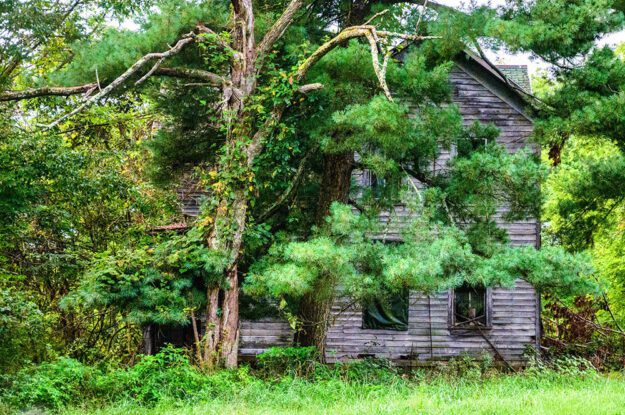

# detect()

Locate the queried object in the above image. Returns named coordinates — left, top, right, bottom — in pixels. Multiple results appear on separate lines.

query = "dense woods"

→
left=3, top=0, right=625, bottom=413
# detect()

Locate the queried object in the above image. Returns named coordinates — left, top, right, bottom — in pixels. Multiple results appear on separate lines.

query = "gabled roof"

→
left=395, top=43, right=536, bottom=121
left=452, top=48, right=535, bottom=121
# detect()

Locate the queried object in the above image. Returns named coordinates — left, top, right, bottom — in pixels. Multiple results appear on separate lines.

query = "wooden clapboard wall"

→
left=238, top=58, right=541, bottom=365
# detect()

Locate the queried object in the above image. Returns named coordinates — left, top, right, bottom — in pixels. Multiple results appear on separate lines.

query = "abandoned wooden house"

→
left=147, top=49, right=541, bottom=367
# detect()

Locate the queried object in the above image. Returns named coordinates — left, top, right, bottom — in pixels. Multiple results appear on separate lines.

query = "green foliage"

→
left=0, top=288, right=48, bottom=372
left=492, top=0, right=624, bottom=61
left=1, top=357, right=102, bottom=409
left=544, top=136, right=625, bottom=325
left=247, top=203, right=595, bottom=313
left=1, top=347, right=615, bottom=414
left=256, top=347, right=319, bottom=378
left=441, top=353, right=496, bottom=381
left=57, top=0, right=229, bottom=85
left=0, top=347, right=218, bottom=409
left=0, top=126, right=173, bottom=362
left=72, top=228, right=229, bottom=325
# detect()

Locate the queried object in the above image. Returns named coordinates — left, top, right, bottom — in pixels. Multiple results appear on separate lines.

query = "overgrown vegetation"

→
left=0, top=347, right=618, bottom=415
left=3, top=1, right=625, bottom=413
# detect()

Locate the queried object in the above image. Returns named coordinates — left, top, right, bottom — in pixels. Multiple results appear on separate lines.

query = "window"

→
left=365, top=170, right=401, bottom=202
left=362, top=290, right=409, bottom=331
left=450, top=283, right=491, bottom=329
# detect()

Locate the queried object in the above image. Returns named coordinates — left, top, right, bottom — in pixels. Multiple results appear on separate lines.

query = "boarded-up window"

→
left=451, top=283, right=490, bottom=328
left=362, top=290, right=409, bottom=331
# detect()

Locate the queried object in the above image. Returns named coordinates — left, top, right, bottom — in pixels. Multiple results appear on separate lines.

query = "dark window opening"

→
left=362, top=290, right=409, bottom=331
left=367, top=171, right=401, bottom=202
left=451, top=283, right=489, bottom=328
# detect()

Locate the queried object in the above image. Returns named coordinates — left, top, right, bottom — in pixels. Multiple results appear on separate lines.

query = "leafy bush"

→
left=336, top=357, right=401, bottom=384
left=0, top=347, right=230, bottom=411
left=525, top=354, right=598, bottom=380
left=103, top=346, right=209, bottom=404
left=0, top=357, right=100, bottom=409
left=0, top=288, right=48, bottom=373
left=256, top=347, right=320, bottom=378
left=441, top=353, right=496, bottom=380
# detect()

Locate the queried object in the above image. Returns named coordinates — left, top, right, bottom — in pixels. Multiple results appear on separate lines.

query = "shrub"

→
left=525, top=354, right=598, bottom=380
left=430, top=353, right=498, bottom=381
left=0, top=288, right=48, bottom=373
left=256, top=347, right=320, bottom=379
left=0, top=357, right=101, bottom=410
left=337, top=357, right=401, bottom=384
left=102, top=345, right=208, bottom=404
left=0, top=347, right=217, bottom=410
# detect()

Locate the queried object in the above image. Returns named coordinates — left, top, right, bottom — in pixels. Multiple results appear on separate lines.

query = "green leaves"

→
left=246, top=203, right=596, bottom=309
left=73, top=230, right=229, bottom=325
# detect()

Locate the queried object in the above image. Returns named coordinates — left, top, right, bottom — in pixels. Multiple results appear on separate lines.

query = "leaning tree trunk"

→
left=296, top=151, right=354, bottom=358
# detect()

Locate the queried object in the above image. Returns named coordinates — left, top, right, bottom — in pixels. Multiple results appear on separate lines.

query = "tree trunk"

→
left=295, top=278, right=335, bottom=361
left=315, top=151, right=355, bottom=223
left=296, top=151, right=354, bottom=357
left=219, top=266, right=240, bottom=368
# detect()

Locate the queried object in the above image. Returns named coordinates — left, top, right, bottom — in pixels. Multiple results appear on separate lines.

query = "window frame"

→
left=448, top=284, right=493, bottom=331
left=361, top=289, right=410, bottom=332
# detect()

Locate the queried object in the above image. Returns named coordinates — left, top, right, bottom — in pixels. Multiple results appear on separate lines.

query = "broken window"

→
left=451, top=283, right=490, bottom=328
left=362, top=289, right=409, bottom=331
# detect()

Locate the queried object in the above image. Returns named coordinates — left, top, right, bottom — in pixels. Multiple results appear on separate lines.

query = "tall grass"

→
left=1, top=347, right=623, bottom=415
left=57, top=374, right=625, bottom=415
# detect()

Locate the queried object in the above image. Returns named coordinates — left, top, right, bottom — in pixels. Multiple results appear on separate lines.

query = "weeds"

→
left=0, top=347, right=617, bottom=414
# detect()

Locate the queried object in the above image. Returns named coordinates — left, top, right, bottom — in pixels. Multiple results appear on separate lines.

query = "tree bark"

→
left=296, top=151, right=354, bottom=357
left=295, top=279, right=335, bottom=361
left=315, top=151, right=355, bottom=223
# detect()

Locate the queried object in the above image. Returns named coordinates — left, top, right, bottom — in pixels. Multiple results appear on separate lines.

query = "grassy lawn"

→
left=59, top=373, right=625, bottom=415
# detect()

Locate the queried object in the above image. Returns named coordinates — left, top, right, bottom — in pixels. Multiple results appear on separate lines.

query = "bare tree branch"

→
left=154, top=67, right=230, bottom=88
left=295, top=25, right=438, bottom=83
left=0, top=83, right=97, bottom=102
left=415, top=0, right=430, bottom=33
left=258, top=0, right=307, bottom=58
left=257, top=149, right=312, bottom=223
left=365, top=30, right=393, bottom=101
left=39, top=33, right=196, bottom=129
left=135, top=58, right=165, bottom=85
left=364, top=9, right=389, bottom=25
left=298, top=82, right=324, bottom=93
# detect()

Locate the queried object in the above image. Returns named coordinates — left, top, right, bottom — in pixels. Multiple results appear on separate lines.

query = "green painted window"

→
left=362, top=290, right=409, bottom=331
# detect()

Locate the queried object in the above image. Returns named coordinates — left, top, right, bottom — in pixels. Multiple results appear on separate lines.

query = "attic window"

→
left=450, top=283, right=491, bottom=329
left=362, top=289, right=409, bottom=331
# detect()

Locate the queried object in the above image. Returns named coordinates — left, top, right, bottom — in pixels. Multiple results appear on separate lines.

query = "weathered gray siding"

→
left=239, top=319, right=294, bottom=356
left=324, top=280, right=537, bottom=366
left=238, top=62, right=540, bottom=365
